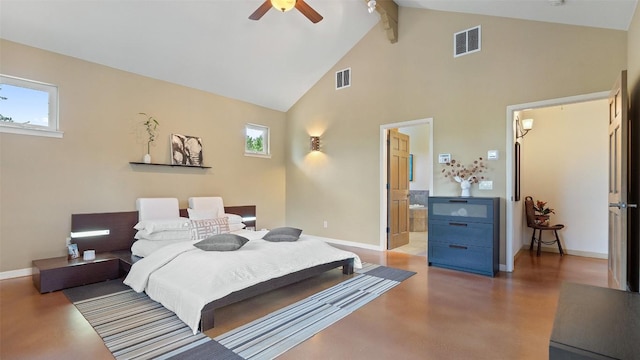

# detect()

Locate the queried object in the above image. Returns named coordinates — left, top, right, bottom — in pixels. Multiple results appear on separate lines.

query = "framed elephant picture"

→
left=171, top=134, right=203, bottom=166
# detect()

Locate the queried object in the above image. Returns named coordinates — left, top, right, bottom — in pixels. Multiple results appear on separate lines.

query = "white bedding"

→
left=131, top=239, right=189, bottom=257
left=124, top=230, right=362, bottom=334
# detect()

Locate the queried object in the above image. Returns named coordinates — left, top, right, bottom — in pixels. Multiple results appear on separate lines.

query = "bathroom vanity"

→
left=409, top=205, right=427, bottom=232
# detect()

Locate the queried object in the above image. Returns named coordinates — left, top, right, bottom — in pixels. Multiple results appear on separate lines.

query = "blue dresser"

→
left=428, top=196, right=499, bottom=277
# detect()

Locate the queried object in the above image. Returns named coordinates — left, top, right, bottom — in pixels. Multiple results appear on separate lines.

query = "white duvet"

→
left=124, top=230, right=362, bottom=334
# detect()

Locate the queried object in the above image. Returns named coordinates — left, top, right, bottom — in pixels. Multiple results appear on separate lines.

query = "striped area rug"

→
left=70, top=263, right=415, bottom=360
left=72, top=290, right=234, bottom=360
left=216, top=263, right=415, bottom=359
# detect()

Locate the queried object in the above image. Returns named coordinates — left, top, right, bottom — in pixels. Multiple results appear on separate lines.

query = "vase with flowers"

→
left=139, top=112, right=159, bottom=163
left=533, top=200, right=554, bottom=226
left=441, top=157, right=487, bottom=197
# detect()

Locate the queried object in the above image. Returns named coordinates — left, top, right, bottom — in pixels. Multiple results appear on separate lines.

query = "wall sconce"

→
left=516, top=117, right=534, bottom=139
left=310, top=136, right=321, bottom=151
left=367, top=0, right=376, bottom=13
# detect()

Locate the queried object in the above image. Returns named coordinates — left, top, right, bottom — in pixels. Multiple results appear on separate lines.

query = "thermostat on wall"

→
left=487, top=150, right=499, bottom=160
left=438, top=153, right=451, bottom=164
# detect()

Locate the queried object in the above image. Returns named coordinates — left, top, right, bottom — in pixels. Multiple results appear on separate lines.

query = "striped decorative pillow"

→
left=190, top=217, right=230, bottom=240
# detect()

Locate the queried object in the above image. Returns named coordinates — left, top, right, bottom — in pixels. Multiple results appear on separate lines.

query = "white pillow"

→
left=134, top=217, right=191, bottom=235
left=188, top=197, right=225, bottom=217
left=229, top=223, right=246, bottom=232
left=224, top=213, right=244, bottom=225
left=134, top=229, right=192, bottom=241
left=187, top=208, right=217, bottom=220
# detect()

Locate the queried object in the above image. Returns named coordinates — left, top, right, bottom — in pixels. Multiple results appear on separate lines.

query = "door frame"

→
left=505, top=91, right=609, bottom=272
left=380, top=118, right=434, bottom=250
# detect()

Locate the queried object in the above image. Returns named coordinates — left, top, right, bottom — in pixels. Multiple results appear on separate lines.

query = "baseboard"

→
left=560, top=249, right=607, bottom=259
left=313, top=235, right=383, bottom=251
left=0, top=267, right=33, bottom=280
left=519, top=244, right=607, bottom=259
left=320, top=236, right=512, bottom=272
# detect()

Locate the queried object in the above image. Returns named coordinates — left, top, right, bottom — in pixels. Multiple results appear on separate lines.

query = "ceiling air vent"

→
left=336, top=68, right=351, bottom=90
left=454, top=25, right=481, bottom=58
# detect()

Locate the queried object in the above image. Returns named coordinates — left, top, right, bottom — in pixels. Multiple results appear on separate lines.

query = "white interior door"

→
left=608, top=70, right=629, bottom=290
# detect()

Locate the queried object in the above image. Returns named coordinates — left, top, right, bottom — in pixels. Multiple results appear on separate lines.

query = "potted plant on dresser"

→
left=441, top=157, right=487, bottom=197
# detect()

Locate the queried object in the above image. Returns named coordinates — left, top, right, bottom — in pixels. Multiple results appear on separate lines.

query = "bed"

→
left=70, top=197, right=360, bottom=334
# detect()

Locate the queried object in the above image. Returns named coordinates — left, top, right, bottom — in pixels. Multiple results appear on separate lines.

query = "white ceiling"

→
left=1, top=0, right=637, bottom=112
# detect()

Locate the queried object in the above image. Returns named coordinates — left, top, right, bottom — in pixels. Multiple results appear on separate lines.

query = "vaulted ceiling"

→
left=1, top=0, right=637, bottom=112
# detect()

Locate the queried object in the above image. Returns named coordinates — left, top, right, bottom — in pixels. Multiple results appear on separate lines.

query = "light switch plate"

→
left=479, top=181, right=493, bottom=190
left=438, top=153, right=451, bottom=164
left=487, top=150, right=499, bottom=160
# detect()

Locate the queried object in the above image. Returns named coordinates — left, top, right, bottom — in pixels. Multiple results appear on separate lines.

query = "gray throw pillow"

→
left=194, top=234, right=249, bottom=251
left=263, top=227, right=303, bottom=242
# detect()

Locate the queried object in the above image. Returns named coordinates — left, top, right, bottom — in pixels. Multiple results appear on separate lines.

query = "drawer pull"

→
left=449, top=244, right=468, bottom=250
left=449, top=222, right=468, bottom=227
left=448, top=199, right=468, bottom=203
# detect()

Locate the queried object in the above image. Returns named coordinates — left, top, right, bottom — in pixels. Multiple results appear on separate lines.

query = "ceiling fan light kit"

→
left=249, top=0, right=323, bottom=23
left=271, top=0, right=296, bottom=12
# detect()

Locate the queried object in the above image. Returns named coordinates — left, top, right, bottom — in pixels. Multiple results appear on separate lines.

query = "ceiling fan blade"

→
left=249, top=0, right=272, bottom=20
left=295, top=0, right=323, bottom=23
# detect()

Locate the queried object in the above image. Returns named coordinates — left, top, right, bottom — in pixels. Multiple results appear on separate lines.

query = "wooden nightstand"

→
left=32, top=254, right=120, bottom=293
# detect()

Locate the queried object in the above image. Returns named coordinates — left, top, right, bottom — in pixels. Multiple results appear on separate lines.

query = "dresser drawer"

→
left=429, top=197, right=496, bottom=223
left=428, top=241, right=494, bottom=276
left=429, top=219, right=493, bottom=247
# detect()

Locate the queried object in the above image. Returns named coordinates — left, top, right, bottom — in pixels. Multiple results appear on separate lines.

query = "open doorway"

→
left=379, top=118, right=433, bottom=256
left=505, top=92, right=609, bottom=271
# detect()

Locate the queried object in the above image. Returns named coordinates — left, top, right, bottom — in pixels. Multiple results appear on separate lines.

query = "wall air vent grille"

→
left=454, top=25, right=481, bottom=58
left=336, top=68, right=351, bottom=90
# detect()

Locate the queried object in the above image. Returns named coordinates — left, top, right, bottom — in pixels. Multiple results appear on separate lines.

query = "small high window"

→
left=0, top=75, right=61, bottom=138
left=245, top=123, right=270, bottom=158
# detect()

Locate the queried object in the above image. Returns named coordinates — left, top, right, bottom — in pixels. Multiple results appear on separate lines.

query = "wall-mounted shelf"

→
left=129, top=162, right=211, bottom=169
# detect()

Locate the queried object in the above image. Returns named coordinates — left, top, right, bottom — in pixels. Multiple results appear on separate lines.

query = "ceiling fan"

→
left=249, top=0, right=323, bottom=24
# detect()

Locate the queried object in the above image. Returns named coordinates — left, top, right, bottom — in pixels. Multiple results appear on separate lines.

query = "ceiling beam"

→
left=369, top=0, right=398, bottom=44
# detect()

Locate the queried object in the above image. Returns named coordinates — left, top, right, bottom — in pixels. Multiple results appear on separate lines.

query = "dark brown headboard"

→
left=71, top=205, right=256, bottom=253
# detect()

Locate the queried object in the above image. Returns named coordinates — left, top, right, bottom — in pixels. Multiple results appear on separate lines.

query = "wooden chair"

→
left=524, top=196, right=564, bottom=256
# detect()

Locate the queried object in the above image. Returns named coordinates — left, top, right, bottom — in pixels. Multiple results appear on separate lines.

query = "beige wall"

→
left=0, top=40, right=287, bottom=272
left=519, top=100, right=609, bottom=256
left=1, top=6, right=636, bottom=274
left=285, top=8, right=627, bottom=261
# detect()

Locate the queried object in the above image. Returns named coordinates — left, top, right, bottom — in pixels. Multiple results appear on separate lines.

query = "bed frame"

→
left=70, top=206, right=355, bottom=331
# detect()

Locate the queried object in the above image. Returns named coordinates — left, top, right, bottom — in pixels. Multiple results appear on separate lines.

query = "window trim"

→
left=244, top=123, right=271, bottom=158
left=0, top=75, right=62, bottom=138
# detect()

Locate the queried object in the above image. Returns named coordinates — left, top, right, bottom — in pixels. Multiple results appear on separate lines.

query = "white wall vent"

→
left=336, top=68, right=351, bottom=90
left=454, top=26, right=481, bottom=58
